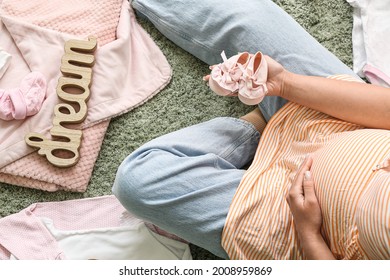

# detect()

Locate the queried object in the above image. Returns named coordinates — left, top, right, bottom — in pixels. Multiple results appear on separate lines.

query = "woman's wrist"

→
left=278, top=70, right=293, bottom=99
left=298, top=231, right=336, bottom=260
left=298, top=230, right=323, bottom=245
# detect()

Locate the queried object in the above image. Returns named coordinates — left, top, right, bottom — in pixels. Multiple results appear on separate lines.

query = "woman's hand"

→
left=263, top=55, right=288, bottom=97
left=286, top=156, right=322, bottom=238
left=286, top=156, right=335, bottom=260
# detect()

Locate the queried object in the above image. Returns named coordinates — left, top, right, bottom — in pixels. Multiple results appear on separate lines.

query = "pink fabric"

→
left=0, top=71, right=46, bottom=121
left=0, top=120, right=108, bottom=192
left=363, top=64, right=390, bottom=89
left=0, top=0, right=171, bottom=191
left=0, top=195, right=188, bottom=260
left=0, top=196, right=129, bottom=259
left=1, top=0, right=122, bottom=47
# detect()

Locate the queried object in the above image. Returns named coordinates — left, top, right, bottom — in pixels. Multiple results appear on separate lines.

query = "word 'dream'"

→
left=25, top=36, right=97, bottom=168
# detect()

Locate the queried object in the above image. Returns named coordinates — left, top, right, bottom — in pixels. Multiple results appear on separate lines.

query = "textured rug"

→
left=0, top=0, right=353, bottom=260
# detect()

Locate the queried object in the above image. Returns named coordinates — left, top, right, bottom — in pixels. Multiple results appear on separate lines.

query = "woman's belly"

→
left=310, top=129, right=390, bottom=257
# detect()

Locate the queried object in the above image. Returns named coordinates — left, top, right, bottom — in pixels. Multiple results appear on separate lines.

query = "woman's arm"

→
left=265, top=56, right=390, bottom=129
left=286, top=156, right=335, bottom=260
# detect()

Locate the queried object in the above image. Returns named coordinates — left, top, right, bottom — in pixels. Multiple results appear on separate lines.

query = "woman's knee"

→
left=112, top=150, right=158, bottom=216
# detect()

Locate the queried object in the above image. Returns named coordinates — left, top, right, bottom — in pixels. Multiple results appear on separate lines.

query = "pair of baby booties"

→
left=208, top=51, right=268, bottom=105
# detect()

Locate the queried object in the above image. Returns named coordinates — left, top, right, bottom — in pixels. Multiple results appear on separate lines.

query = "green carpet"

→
left=0, top=0, right=353, bottom=260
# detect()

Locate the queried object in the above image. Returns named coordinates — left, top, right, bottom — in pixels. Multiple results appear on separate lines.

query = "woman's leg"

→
left=112, top=117, right=260, bottom=259
left=117, top=0, right=359, bottom=258
left=132, top=0, right=361, bottom=120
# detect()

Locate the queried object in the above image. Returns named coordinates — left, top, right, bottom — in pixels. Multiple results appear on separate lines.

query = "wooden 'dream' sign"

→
left=25, top=36, right=97, bottom=168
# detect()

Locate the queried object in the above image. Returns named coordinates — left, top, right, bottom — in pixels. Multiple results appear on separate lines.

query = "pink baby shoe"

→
left=238, top=51, right=268, bottom=105
left=208, top=51, right=251, bottom=96
left=0, top=71, right=47, bottom=121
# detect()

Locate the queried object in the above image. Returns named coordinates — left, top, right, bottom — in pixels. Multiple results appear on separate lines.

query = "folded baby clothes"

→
left=0, top=195, right=192, bottom=260
left=0, top=47, right=11, bottom=79
left=346, top=0, right=390, bottom=87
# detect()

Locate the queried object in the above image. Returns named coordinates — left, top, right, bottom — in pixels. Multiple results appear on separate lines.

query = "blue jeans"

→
left=113, top=0, right=360, bottom=259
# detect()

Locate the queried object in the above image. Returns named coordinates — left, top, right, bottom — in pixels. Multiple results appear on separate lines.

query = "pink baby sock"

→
left=0, top=72, right=47, bottom=121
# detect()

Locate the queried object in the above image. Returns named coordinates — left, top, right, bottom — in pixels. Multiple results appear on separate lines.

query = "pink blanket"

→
left=0, top=121, right=108, bottom=192
left=1, top=0, right=122, bottom=46
left=0, top=0, right=171, bottom=191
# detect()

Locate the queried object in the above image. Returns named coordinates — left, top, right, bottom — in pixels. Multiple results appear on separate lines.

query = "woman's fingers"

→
left=288, top=156, right=313, bottom=198
left=302, top=170, right=317, bottom=204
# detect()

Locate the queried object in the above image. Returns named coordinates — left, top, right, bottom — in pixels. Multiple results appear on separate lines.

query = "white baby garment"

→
left=0, top=47, right=11, bottom=79
left=346, top=0, right=390, bottom=87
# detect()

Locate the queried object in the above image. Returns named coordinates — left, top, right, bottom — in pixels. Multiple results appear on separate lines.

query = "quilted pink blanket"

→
left=1, top=0, right=122, bottom=46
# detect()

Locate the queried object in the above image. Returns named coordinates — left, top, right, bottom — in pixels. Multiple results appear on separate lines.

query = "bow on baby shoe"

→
left=0, top=72, right=47, bottom=121
left=208, top=51, right=251, bottom=96
left=238, top=51, right=268, bottom=105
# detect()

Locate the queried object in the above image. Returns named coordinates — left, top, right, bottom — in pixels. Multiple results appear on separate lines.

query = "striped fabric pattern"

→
left=221, top=75, right=390, bottom=259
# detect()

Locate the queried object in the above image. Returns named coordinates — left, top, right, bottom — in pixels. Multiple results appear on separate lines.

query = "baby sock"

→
left=0, top=47, right=12, bottom=79
left=0, top=72, right=47, bottom=121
